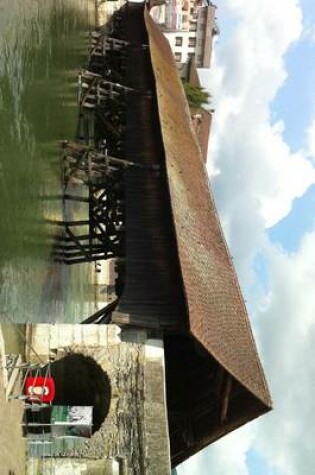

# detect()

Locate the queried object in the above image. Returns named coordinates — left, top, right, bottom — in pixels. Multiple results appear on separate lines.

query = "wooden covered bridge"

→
left=55, top=2, right=271, bottom=468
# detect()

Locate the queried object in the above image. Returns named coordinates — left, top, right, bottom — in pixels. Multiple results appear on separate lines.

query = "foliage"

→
left=182, top=81, right=210, bottom=108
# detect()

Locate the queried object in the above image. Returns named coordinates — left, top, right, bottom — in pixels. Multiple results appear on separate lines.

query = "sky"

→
left=178, top=0, right=315, bottom=474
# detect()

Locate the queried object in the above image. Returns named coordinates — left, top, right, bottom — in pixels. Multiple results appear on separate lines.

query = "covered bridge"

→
left=78, top=1, right=272, bottom=468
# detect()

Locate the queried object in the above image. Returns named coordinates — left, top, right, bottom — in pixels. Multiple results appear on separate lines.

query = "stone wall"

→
left=144, top=341, right=171, bottom=475
left=25, top=324, right=170, bottom=475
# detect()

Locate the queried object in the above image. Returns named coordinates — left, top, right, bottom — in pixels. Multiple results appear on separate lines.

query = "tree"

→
left=182, top=81, right=210, bottom=108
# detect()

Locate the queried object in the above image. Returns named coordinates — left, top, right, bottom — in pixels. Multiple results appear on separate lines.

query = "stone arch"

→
left=49, top=353, right=111, bottom=433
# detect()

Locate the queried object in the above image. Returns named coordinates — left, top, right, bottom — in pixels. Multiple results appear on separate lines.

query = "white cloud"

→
left=253, top=231, right=315, bottom=475
left=178, top=425, right=253, bottom=475
left=200, top=0, right=315, bottom=293
left=204, top=0, right=315, bottom=232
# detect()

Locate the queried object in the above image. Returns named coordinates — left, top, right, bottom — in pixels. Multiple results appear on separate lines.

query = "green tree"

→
left=182, top=81, right=210, bottom=108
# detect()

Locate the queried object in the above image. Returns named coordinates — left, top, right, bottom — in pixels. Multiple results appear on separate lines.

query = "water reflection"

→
left=0, top=0, right=99, bottom=323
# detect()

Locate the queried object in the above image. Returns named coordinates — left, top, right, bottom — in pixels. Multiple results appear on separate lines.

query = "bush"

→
left=183, top=81, right=210, bottom=108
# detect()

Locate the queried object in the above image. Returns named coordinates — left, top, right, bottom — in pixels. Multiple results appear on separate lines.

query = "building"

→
left=151, top=0, right=219, bottom=73
left=150, top=0, right=215, bottom=162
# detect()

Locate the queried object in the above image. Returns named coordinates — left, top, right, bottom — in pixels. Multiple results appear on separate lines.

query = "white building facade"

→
left=151, top=0, right=218, bottom=71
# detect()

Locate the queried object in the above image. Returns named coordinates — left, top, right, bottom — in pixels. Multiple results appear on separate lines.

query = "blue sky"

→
left=179, top=0, right=315, bottom=474
left=267, top=0, right=315, bottom=254
left=247, top=449, right=280, bottom=475
left=268, top=184, right=315, bottom=252
left=272, top=0, right=315, bottom=153
left=268, top=0, right=315, bottom=254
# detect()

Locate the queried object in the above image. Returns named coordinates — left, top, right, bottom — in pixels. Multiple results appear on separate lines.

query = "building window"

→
left=188, top=37, right=196, bottom=47
left=188, top=53, right=195, bottom=60
left=175, top=36, right=183, bottom=46
left=189, top=23, right=197, bottom=32
left=174, top=52, right=182, bottom=62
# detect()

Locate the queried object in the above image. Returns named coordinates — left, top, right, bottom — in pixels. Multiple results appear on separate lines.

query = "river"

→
left=0, top=0, right=103, bottom=323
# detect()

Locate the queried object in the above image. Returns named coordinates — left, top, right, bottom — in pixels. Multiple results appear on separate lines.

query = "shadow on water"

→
left=0, top=0, right=98, bottom=323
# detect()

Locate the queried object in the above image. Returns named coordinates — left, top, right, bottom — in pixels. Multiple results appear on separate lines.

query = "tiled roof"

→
left=144, top=7, right=272, bottom=410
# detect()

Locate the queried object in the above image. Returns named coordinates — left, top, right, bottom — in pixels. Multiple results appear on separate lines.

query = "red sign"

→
left=24, top=376, right=56, bottom=403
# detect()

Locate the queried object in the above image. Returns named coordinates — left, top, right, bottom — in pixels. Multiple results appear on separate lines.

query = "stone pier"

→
left=25, top=324, right=171, bottom=475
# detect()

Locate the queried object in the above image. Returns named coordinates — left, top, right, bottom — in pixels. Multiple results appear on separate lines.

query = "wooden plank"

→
left=5, top=354, right=22, bottom=401
left=111, top=312, right=160, bottom=329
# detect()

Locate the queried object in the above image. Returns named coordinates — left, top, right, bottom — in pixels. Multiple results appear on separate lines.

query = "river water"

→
left=0, top=0, right=103, bottom=323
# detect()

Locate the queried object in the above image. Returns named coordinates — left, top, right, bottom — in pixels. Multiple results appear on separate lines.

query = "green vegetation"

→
left=183, top=81, right=210, bottom=108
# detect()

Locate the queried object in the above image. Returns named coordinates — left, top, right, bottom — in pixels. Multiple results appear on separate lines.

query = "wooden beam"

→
left=5, top=354, right=22, bottom=401
left=220, top=374, right=232, bottom=424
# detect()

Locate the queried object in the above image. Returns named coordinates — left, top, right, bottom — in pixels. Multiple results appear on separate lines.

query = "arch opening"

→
left=48, top=353, right=111, bottom=433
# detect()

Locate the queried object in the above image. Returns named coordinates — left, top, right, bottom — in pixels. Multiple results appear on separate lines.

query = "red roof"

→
left=144, top=7, right=272, bottom=410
